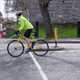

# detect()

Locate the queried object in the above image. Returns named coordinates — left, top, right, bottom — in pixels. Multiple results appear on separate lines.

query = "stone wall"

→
left=26, top=0, right=80, bottom=23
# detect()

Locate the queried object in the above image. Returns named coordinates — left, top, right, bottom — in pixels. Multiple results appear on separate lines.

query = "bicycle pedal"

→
left=25, top=48, right=31, bottom=53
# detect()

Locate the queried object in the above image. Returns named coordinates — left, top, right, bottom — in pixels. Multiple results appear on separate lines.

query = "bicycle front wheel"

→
left=32, top=39, right=49, bottom=56
left=7, top=40, right=24, bottom=57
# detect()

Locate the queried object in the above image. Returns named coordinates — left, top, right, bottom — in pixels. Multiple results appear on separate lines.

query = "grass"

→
left=39, top=23, right=77, bottom=39
left=39, top=25, right=46, bottom=38
left=57, top=24, right=77, bottom=38
left=6, top=29, right=15, bottom=38
left=6, top=23, right=77, bottom=39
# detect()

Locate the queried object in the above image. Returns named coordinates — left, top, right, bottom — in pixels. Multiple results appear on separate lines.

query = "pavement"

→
left=48, top=38, right=80, bottom=43
left=0, top=38, right=80, bottom=80
left=1, top=38, right=80, bottom=43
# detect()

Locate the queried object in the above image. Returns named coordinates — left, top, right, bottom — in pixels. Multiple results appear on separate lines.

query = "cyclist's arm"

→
left=18, top=19, right=24, bottom=31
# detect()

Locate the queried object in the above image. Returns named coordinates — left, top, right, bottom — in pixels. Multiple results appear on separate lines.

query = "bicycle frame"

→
left=15, top=32, right=36, bottom=50
left=7, top=31, right=49, bottom=57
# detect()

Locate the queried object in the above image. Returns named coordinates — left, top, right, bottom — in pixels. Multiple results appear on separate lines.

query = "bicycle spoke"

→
left=33, top=39, right=49, bottom=56
left=7, top=40, right=24, bottom=57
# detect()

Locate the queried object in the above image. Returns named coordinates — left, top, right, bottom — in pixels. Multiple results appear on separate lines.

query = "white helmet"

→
left=16, top=11, right=23, bottom=16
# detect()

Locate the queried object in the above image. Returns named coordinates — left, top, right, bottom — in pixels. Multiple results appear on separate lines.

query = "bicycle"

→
left=7, top=31, right=49, bottom=57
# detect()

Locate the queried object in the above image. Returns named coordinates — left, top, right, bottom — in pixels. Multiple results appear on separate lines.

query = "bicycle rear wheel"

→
left=32, top=39, right=49, bottom=56
left=7, top=40, right=24, bottom=57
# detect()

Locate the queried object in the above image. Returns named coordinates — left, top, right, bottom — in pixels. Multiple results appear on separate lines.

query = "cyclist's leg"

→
left=24, top=29, right=33, bottom=48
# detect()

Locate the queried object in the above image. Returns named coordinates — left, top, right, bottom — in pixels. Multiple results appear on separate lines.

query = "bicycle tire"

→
left=7, top=40, right=24, bottom=57
left=32, top=39, right=49, bottom=56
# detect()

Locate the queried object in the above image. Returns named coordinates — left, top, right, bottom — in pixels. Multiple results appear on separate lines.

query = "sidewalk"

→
left=47, top=38, right=80, bottom=43
left=0, top=38, right=80, bottom=43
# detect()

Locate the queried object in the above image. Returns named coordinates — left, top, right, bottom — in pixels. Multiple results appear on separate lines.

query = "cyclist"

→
left=16, top=11, right=34, bottom=48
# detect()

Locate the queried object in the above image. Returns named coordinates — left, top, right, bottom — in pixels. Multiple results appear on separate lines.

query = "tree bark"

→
left=39, top=0, right=53, bottom=38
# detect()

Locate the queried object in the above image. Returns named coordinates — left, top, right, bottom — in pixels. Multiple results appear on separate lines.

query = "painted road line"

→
left=29, top=52, right=48, bottom=80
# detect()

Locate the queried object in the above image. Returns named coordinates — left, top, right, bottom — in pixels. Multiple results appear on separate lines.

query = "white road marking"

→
left=29, top=52, right=48, bottom=80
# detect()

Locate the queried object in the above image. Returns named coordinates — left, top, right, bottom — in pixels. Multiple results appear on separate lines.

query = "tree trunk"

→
left=39, top=1, right=53, bottom=38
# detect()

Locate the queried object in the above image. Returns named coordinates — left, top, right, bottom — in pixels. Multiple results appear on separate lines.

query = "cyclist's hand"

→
left=15, top=30, right=20, bottom=36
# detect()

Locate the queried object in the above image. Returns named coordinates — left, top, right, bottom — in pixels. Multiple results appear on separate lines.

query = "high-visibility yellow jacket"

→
left=17, top=15, right=33, bottom=32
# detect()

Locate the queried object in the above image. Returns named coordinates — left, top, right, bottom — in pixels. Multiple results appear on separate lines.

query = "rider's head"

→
left=16, top=11, right=23, bottom=17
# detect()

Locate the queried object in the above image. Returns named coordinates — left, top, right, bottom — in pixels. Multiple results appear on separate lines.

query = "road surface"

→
left=0, top=39, right=80, bottom=80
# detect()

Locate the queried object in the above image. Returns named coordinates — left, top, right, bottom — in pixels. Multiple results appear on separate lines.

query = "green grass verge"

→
left=57, top=25, right=77, bottom=38
left=6, top=23, right=77, bottom=39
left=39, top=26, right=46, bottom=38
left=39, top=24, right=77, bottom=38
